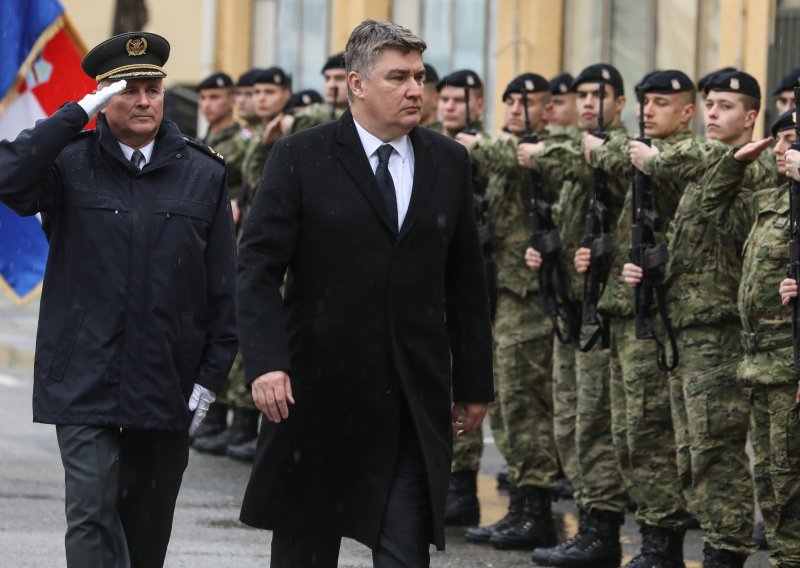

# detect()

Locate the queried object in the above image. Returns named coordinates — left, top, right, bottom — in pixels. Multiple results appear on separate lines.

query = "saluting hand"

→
left=517, top=141, right=545, bottom=169
left=524, top=247, right=542, bottom=272
left=780, top=278, right=798, bottom=306
left=262, top=113, right=286, bottom=146
left=252, top=370, right=295, bottom=422
left=734, top=137, right=774, bottom=163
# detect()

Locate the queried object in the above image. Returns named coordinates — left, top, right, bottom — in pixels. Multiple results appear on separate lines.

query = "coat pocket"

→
left=47, top=300, right=87, bottom=382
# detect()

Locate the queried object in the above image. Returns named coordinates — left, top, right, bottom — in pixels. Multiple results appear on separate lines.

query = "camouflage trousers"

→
left=494, top=333, right=557, bottom=488
left=749, top=382, right=800, bottom=568
left=609, top=317, right=691, bottom=528
left=451, top=427, right=483, bottom=473
left=217, top=352, right=257, bottom=409
left=575, top=331, right=627, bottom=513
left=669, top=325, right=754, bottom=555
left=552, top=335, right=585, bottom=508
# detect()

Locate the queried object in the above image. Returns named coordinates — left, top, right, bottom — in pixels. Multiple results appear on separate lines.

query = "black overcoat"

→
left=236, top=110, right=494, bottom=549
left=0, top=103, right=238, bottom=430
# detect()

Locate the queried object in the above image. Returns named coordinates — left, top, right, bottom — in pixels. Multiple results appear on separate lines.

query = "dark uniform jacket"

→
left=0, top=102, right=238, bottom=430
left=236, top=109, right=494, bottom=549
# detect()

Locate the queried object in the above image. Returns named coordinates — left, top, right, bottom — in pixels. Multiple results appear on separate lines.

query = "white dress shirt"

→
left=118, top=139, right=155, bottom=168
left=352, top=117, right=415, bottom=229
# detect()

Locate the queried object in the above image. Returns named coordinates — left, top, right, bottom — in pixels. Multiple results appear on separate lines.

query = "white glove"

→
left=188, top=383, right=216, bottom=435
left=77, top=79, right=127, bottom=120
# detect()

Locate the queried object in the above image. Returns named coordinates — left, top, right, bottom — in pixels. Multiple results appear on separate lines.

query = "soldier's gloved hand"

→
left=780, top=278, right=798, bottom=306
left=77, top=79, right=127, bottom=121
left=188, top=383, right=217, bottom=435
left=622, top=262, right=643, bottom=288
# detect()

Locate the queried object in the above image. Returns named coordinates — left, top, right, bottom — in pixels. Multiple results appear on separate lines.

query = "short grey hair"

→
left=345, top=20, right=427, bottom=100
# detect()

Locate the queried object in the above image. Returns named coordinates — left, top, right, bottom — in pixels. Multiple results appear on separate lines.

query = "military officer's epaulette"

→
left=182, top=135, right=226, bottom=164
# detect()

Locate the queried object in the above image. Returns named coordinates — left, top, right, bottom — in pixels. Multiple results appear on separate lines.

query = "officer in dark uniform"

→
left=0, top=32, right=237, bottom=568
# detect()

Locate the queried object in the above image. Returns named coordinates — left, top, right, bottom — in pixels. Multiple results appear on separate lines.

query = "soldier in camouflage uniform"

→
left=283, top=53, right=348, bottom=135
left=575, top=69, right=699, bottom=568
left=458, top=72, right=558, bottom=551
left=772, top=68, right=800, bottom=115
left=624, top=71, right=774, bottom=567
left=426, top=69, right=489, bottom=527
left=545, top=73, right=580, bottom=144
left=745, top=112, right=800, bottom=568
left=522, top=64, right=630, bottom=568
left=421, top=63, right=441, bottom=130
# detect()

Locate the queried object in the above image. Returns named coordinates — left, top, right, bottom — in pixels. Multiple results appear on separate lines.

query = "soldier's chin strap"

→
left=652, top=279, right=679, bottom=372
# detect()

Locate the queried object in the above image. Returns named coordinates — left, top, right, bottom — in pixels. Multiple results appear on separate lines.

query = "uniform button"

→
left=386, top=389, right=392, bottom=394
left=176, top=153, right=182, bottom=159
left=166, top=213, right=171, bottom=219
left=114, top=210, right=119, bottom=214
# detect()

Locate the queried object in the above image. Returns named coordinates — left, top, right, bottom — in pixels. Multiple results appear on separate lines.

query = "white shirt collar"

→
left=352, top=117, right=411, bottom=163
left=117, top=139, right=155, bottom=167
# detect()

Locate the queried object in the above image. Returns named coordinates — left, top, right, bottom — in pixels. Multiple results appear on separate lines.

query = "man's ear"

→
left=348, top=71, right=364, bottom=100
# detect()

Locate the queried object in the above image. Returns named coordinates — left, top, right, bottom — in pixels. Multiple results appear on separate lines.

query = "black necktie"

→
left=130, top=149, right=144, bottom=170
left=375, top=144, right=398, bottom=233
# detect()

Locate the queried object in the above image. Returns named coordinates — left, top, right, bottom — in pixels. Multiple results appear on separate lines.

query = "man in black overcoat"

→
left=236, top=19, right=494, bottom=567
left=0, top=32, right=237, bottom=568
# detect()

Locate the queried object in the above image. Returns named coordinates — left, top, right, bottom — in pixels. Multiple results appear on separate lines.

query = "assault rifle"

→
left=463, top=86, right=478, bottom=135
left=788, top=83, right=800, bottom=371
left=579, top=79, right=614, bottom=350
left=520, top=87, right=578, bottom=344
left=629, top=88, right=679, bottom=371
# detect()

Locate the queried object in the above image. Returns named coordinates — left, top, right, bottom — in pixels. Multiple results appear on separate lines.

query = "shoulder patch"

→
left=183, top=135, right=225, bottom=163
left=239, top=127, right=253, bottom=140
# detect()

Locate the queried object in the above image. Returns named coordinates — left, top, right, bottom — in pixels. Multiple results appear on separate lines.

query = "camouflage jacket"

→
left=290, top=103, right=347, bottom=135
left=665, top=144, right=777, bottom=330
left=595, top=129, right=694, bottom=318
left=203, top=122, right=247, bottom=199
left=545, top=125, right=581, bottom=145
left=737, top=182, right=795, bottom=385
left=240, top=122, right=273, bottom=191
left=425, top=121, right=444, bottom=134
left=469, top=131, right=555, bottom=344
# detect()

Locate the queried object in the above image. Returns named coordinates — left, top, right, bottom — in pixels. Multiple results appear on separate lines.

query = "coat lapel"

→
left=335, top=110, right=396, bottom=234
left=398, top=126, right=437, bottom=241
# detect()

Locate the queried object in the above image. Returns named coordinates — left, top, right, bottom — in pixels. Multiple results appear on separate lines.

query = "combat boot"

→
left=189, top=402, right=228, bottom=441
left=624, top=524, right=686, bottom=568
left=445, top=470, right=480, bottom=526
left=465, top=484, right=523, bottom=543
left=496, top=467, right=511, bottom=492
left=530, top=508, right=588, bottom=565
left=701, top=543, right=746, bottom=568
left=488, top=486, right=556, bottom=550
left=193, top=407, right=259, bottom=455
left=535, top=509, right=623, bottom=567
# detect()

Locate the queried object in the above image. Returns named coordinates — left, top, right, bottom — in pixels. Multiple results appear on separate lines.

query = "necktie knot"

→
left=130, top=149, right=144, bottom=170
left=376, top=144, right=393, bottom=165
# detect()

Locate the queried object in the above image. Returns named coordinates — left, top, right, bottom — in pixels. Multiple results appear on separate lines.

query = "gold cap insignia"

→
left=730, top=77, right=740, bottom=90
left=525, top=79, right=534, bottom=91
left=274, top=73, right=282, bottom=84
left=601, top=68, right=611, bottom=80
left=125, top=37, right=148, bottom=57
left=671, top=79, right=680, bottom=90
left=559, top=83, right=568, bottom=93
left=466, top=74, right=476, bottom=87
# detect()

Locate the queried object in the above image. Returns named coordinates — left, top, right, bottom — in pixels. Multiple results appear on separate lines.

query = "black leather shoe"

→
left=489, top=486, right=556, bottom=550
left=446, top=470, right=480, bottom=526
left=465, top=485, right=522, bottom=543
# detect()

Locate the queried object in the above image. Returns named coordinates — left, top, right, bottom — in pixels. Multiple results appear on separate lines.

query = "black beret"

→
left=549, top=73, right=574, bottom=95
left=636, top=70, right=694, bottom=95
left=697, top=67, right=736, bottom=93
left=571, top=64, right=624, bottom=96
left=253, top=67, right=291, bottom=88
left=436, top=69, right=483, bottom=92
left=704, top=70, right=760, bottom=99
left=423, top=63, right=439, bottom=84
left=82, top=31, right=170, bottom=82
left=321, top=52, right=346, bottom=73
left=502, top=73, right=549, bottom=101
left=236, top=69, right=262, bottom=87
left=196, top=72, right=233, bottom=92
left=771, top=109, right=796, bottom=137
left=772, top=67, right=800, bottom=95
left=286, top=89, right=323, bottom=110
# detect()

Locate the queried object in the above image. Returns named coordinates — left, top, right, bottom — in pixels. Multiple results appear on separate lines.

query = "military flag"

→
left=0, top=0, right=94, bottom=304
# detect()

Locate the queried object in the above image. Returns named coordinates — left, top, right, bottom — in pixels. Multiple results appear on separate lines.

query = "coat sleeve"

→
left=196, top=171, right=239, bottom=394
left=236, top=140, right=300, bottom=384
left=445, top=145, right=495, bottom=403
left=0, top=102, right=89, bottom=215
